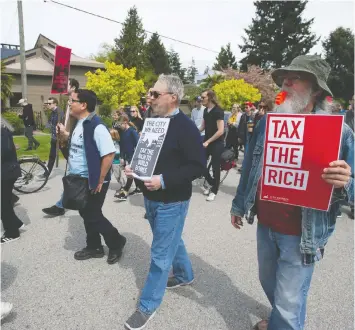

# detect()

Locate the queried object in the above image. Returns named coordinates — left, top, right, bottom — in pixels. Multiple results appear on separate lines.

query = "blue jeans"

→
left=257, top=223, right=315, bottom=330
left=139, top=198, right=194, bottom=314
left=55, top=192, right=63, bottom=209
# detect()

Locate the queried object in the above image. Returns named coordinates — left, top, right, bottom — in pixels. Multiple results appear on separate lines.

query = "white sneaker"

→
left=206, top=193, right=216, bottom=201
left=1, top=302, right=13, bottom=320
left=203, top=188, right=210, bottom=196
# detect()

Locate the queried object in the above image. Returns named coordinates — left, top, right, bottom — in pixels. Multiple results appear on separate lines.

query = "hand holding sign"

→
left=144, top=175, right=162, bottom=191
left=322, top=160, right=351, bottom=188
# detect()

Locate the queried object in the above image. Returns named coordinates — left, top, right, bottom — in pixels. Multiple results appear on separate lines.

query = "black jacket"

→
left=18, top=103, right=35, bottom=127
left=1, top=124, right=21, bottom=180
left=238, top=113, right=254, bottom=145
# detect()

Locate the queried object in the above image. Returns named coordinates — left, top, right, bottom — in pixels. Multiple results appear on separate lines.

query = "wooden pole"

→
left=55, top=94, right=62, bottom=168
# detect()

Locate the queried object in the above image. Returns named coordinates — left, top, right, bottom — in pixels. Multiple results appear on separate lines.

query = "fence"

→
left=34, top=111, right=44, bottom=130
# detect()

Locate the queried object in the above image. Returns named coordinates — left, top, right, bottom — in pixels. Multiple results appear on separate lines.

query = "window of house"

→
left=44, top=52, right=49, bottom=58
left=48, top=43, right=55, bottom=49
left=9, top=93, right=22, bottom=107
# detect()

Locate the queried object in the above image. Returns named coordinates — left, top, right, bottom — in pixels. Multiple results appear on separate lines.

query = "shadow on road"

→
left=14, top=205, right=31, bottom=226
left=63, top=215, right=86, bottom=251
left=119, top=232, right=269, bottom=329
left=219, top=184, right=237, bottom=197
left=1, top=262, right=18, bottom=292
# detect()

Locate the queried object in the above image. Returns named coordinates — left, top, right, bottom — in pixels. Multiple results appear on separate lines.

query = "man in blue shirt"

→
left=57, top=89, right=126, bottom=265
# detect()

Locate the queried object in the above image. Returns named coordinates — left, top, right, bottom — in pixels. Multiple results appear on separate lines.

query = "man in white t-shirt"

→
left=57, top=89, right=126, bottom=265
left=191, top=96, right=206, bottom=142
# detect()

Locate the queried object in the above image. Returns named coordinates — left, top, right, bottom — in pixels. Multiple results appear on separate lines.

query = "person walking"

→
left=18, top=98, right=40, bottom=150
left=124, top=74, right=205, bottom=329
left=114, top=114, right=141, bottom=201
left=1, top=118, right=25, bottom=243
left=129, top=105, right=144, bottom=133
left=226, top=103, right=242, bottom=159
left=199, top=90, right=225, bottom=201
left=230, top=55, right=354, bottom=330
left=191, top=96, right=206, bottom=142
left=57, top=89, right=126, bottom=264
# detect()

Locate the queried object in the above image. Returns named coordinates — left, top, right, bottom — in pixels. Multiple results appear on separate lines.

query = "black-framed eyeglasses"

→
left=149, top=90, right=174, bottom=99
left=68, top=99, right=82, bottom=105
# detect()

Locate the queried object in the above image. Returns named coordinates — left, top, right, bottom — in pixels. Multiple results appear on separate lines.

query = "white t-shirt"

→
left=68, top=118, right=116, bottom=177
left=191, top=106, right=205, bottom=136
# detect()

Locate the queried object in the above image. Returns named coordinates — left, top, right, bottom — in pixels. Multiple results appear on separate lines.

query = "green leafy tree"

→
left=1, top=61, right=13, bottom=108
left=91, top=43, right=115, bottom=63
left=213, top=79, right=261, bottom=110
left=239, top=0, right=319, bottom=70
left=168, top=49, right=186, bottom=82
left=186, top=58, right=198, bottom=84
left=213, top=43, right=238, bottom=71
left=85, top=61, right=146, bottom=108
left=200, top=74, right=225, bottom=89
left=114, top=6, right=146, bottom=73
left=323, top=27, right=354, bottom=100
left=184, top=85, right=204, bottom=108
left=145, top=32, right=170, bottom=75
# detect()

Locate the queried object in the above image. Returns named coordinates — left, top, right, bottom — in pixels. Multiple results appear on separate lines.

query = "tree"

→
left=185, top=58, right=198, bottom=84
left=239, top=1, right=319, bottom=70
left=145, top=32, right=170, bottom=75
left=200, top=74, right=225, bottom=89
left=224, top=65, right=278, bottom=101
left=168, top=49, right=186, bottom=82
left=114, top=6, right=146, bottom=73
left=213, top=79, right=261, bottom=110
left=323, top=27, right=354, bottom=100
left=85, top=61, right=146, bottom=108
left=91, top=43, right=115, bottom=63
left=1, top=61, right=13, bottom=108
left=184, top=84, right=203, bottom=108
left=213, top=43, right=238, bottom=71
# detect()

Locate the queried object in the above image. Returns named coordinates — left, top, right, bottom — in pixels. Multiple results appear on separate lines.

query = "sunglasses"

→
left=149, top=90, right=174, bottom=99
left=130, top=110, right=137, bottom=113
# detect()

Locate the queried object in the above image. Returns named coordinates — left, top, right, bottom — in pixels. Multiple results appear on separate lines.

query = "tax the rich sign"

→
left=51, top=46, right=71, bottom=94
left=260, top=113, right=344, bottom=211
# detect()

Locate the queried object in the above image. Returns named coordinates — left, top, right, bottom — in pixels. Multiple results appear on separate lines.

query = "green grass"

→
left=13, top=135, right=64, bottom=161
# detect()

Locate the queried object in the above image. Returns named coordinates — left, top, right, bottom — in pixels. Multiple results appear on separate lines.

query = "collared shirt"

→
left=191, top=106, right=206, bottom=135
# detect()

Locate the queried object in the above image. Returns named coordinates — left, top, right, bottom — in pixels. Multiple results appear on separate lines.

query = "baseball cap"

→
left=18, top=98, right=27, bottom=105
left=195, top=96, right=202, bottom=102
left=245, top=101, right=254, bottom=107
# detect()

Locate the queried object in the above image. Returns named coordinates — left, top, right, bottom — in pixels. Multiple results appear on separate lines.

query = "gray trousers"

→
left=24, top=126, right=39, bottom=149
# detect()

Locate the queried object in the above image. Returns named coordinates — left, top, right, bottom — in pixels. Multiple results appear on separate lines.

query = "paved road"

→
left=2, top=162, right=354, bottom=330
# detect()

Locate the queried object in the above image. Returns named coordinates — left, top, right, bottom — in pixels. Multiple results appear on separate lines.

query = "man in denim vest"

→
left=230, top=55, right=354, bottom=330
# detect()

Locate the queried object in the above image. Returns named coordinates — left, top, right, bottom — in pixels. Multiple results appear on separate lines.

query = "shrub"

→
left=2, top=111, right=24, bottom=135
left=99, top=104, right=112, bottom=117
left=99, top=115, right=112, bottom=129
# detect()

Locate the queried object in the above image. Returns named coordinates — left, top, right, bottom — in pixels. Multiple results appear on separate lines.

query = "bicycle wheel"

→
left=14, top=158, right=49, bottom=194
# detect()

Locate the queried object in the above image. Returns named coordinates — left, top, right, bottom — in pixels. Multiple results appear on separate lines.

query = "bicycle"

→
left=14, top=156, right=49, bottom=194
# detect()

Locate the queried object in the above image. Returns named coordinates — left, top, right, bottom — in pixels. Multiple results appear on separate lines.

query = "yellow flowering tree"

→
left=213, top=79, right=261, bottom=110
left=85, top=61, right=146, bottom=108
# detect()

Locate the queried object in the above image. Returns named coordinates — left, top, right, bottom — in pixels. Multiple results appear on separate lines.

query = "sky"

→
left=1, top=0, right=354, bottom=72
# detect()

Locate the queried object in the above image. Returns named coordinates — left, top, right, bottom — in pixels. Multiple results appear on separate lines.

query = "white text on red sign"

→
left=267, top=117, right=305, bottom=143
left=266, top=143, right=304, bottom=168
left=264, top=166, right=309, bottom=191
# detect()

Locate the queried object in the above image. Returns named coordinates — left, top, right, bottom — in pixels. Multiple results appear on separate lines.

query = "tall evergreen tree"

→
left=114, top=6, right=146, bottom=72
left=213, top=43, right=238, bottom=71
left=168, top=49, right=186, bottom=82
left=186, top=58, right=199, bottom=84
left=145, top=32, right=170, bottom=75
left=239, top=1, right=319, bottom=70
left=323, top=27, right=354, bottom=100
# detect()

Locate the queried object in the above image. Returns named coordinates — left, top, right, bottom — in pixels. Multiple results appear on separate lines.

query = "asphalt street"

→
left=1, top=161, right=354, bottom=330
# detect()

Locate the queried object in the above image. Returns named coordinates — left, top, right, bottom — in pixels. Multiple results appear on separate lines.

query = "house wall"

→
left=9, top=66, right=97, bottom=122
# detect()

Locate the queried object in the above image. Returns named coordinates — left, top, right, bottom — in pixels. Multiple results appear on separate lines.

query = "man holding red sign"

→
left=230, top=55, right=354, bottom=330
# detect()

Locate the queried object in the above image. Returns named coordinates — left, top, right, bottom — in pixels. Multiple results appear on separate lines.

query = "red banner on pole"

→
left=260, top=113, right=344, bottom=211
left=51, top=45, right=71, bottom=94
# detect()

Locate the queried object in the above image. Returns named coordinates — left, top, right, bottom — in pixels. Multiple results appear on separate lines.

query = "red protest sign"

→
left=51, top=46, right=71, bottom=94
left=260, top=113, right=344, bottom=211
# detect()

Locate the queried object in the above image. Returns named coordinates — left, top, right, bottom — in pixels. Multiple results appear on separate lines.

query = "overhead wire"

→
left=44, top=0, right=220, bottom=54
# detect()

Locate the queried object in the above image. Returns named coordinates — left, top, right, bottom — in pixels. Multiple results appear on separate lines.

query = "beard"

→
left=274, top=86, right=313, bottom=114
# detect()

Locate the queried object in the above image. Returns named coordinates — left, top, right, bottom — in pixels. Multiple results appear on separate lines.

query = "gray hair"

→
left=157, top=74, right=184, bottom=103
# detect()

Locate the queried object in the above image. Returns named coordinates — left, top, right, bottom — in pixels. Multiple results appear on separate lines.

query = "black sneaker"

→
left=74, top=247, right=105, bottom=260
left=24, top=147, right=33, bottom=151
left=115, top=189, right=128, bottom=201
left=124, top=310, right=156, bottom=330
left=130, top=188, right=142, bottom=196
left=42, top=205, right=65, bottom=216
left=166, top=277, right=194, bottom=289
left=107, top=236, right=127, bottom=264
left=1, top=233, right=20, bottom=244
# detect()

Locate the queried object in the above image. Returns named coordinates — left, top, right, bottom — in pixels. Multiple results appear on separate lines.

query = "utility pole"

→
left=17, top=0, right=27, bottom=98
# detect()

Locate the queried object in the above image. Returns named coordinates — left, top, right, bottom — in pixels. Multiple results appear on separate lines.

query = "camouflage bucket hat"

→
left=271, top=55, right=333, bottom=97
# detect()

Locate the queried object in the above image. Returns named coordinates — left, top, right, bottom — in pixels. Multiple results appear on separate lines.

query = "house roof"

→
left=3, top=34, right=104, bottom=76
left=1, top=44, right=20, bottom=60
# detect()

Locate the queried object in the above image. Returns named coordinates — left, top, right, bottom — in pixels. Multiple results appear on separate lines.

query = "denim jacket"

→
left=231, top=110, right=354, bottom=264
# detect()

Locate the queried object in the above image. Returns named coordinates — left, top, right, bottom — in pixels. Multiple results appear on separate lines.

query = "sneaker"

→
left=115, top=189, right=128, bottom=201
left=18, top=224, right=26, bottom=231
left=24, top=147, right=33, bottom=151
left=74, top=247, right=105, bottom=260
left=107, top=236, right=127, bottom=264
left=1, top=302, right=13, bottom=320
left=206, top=192, right=216, bottom=201
left=42, top=205, right=65, bottom=216
left=337, top=214, right=342, bottom=218
left=166, top=277, right=194, bottom=289
left=130, top=188, right=142, bottom=196
left=1, top=233, right=20, bottom=244
left=125, top=309, right=156, bottom=330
